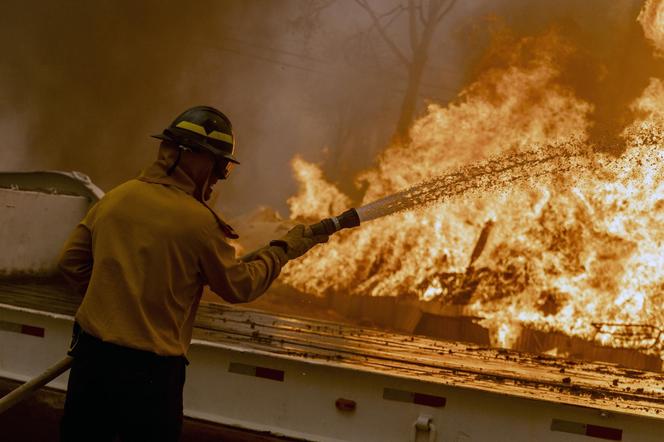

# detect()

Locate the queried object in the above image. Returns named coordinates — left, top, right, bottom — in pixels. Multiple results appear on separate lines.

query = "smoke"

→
left=0, top=0, right=659, bottom=217
left=0, top=1, right=241, bottom=187
left=0, top=111, right=30, bottom=170
left=0, top=1, right=411, bottom=216
left=462, top=0, right=664, bottom=153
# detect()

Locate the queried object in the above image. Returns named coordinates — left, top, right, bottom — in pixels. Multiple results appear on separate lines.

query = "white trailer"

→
left=1, top=172, right=663, bottom=441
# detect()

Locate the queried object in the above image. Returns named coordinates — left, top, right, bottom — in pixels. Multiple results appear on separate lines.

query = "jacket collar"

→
left=137, top=146, right=240, bottom=239
left=138, top=146, right=199, bottom=197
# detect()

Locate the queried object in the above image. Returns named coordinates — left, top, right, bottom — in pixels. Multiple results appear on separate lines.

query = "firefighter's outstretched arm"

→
left=201, top=224, right=328, bottom=304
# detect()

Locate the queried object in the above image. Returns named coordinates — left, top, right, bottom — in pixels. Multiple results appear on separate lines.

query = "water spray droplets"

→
left=357, top=139, right=590, bottom=223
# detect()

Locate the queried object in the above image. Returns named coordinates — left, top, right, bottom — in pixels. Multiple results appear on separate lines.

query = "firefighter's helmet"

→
left=152, top=105, right=239, bottom=165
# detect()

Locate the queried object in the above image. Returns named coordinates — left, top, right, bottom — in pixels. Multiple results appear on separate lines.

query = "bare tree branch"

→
left=426, top=0, right=439, bottom=25
left=383, top=6, right=405, bottom=30
left=435, top=0, right=456, bottom=23
left=354, top=0, right=410, bottom=66
left=311, top=0, right=337, bottom=13
left=408, top=0, right=419, bottom=54
left=378, top=3, right=404, bottom=18
left=290, top=0, right=338, bottom=40
left=417, top=0, right=428, bottom=26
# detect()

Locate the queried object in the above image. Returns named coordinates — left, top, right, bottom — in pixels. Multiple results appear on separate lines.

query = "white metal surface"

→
left=0, top=171, right=102, bottom=277
left=0, top=189, right=89, bottom=277
left=184, top=341, right=664, bottom=442
left=1, top=292, right=663, bottom=441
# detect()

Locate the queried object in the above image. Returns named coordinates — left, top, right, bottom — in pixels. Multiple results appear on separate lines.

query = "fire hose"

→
left=0, top=356, right=73, bottom=414
left=0, top=178, right=467, bottom=413
left=0, top=212, right=363, bottom=415
left=0, top=179, right=492, bottom=413
left=0, top=146, right=581, bottom=413
left=0, top=212, right=361, bottom=415
left=308, top=208, right=361, bottom=236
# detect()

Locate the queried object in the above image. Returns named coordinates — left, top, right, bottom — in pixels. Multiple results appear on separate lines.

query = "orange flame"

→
left=639, top=0, right=664, bottom=56
left=281, top=12, right=664, bottom=355
left=287, top=155, right=351, bottom=220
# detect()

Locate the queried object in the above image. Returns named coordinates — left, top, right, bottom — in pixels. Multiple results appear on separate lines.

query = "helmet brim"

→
left=203, top=142, right=241, bottom=165
left=151, top=132, right=240, bottom=165
left=151, top=133, right=171, bottom=142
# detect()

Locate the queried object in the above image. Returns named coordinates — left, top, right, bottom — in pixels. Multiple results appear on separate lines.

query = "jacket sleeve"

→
left=58, top=223, right=93, bottom=296
left=199, top=232, right=288, bottom=304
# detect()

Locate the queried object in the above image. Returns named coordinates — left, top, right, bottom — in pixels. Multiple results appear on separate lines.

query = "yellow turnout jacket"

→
left=58, top=149, right=287, bottom=356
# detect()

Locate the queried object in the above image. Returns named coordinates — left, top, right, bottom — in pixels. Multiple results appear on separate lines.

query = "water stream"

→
left=356, top=140, right=589, bottom=223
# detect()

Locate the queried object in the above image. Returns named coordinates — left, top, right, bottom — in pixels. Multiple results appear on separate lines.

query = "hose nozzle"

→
left=309, top=208, right=360, bottom=236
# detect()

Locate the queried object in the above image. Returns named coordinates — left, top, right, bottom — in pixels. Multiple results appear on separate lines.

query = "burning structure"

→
left=245, top=0, right=664, bottom=371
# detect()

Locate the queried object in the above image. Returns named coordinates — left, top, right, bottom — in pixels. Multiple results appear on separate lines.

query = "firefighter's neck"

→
left=177, top=149, right=218, bottom=201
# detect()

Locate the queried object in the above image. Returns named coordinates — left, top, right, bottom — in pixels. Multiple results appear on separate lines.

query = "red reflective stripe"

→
left=228, top=362, right=284, bottom=382
left=254, top=367, right=284, bottom=382
left=383, top=388, right=446, bottom=408
left=335, top=398, right=357, bottom=411
left=586, top=424, right=623, bottom=441
left=20, top=325, right=44, bottom=337
left=552, top=419, right=622, bottom=441
left=413, top=393, right=446, bottom=407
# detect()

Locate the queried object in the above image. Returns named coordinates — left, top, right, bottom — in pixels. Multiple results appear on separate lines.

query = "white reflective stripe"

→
left=332, top=216, right=341, bottom=231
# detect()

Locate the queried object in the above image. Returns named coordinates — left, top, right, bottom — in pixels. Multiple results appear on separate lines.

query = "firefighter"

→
left=57, top=105, right=328, bottom=442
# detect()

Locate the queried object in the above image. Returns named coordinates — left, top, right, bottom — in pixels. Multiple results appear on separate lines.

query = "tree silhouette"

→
left=354, top=0, right=456, bottom=142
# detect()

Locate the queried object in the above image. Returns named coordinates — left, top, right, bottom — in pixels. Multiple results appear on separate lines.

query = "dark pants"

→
left=60, top=325, right=186, bottom=442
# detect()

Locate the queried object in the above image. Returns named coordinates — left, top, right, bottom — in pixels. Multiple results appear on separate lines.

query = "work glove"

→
left=270, top=224, right=329, bottom=260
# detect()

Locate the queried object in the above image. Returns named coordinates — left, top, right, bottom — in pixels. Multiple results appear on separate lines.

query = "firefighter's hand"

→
left=270, top=224, right=328, bottom=260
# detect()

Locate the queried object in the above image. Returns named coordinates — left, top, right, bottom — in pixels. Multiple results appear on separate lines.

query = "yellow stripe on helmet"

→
left=175, top=121, right=233, bottom=144
left=208, top=130, right=233, bottom=144
left=175, top=121, right=207, bottom=136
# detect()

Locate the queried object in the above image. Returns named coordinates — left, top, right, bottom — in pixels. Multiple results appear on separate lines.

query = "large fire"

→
left=640, top=0, right=664, bottom=55
left=282, top=2, right=664, bottom=356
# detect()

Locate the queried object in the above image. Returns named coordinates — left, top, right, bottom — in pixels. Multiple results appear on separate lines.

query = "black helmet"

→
left=152, top=105, right=239, bottom=165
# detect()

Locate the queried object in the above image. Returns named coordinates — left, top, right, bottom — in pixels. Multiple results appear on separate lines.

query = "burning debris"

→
left=278, top=3, right=664, bottom=364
